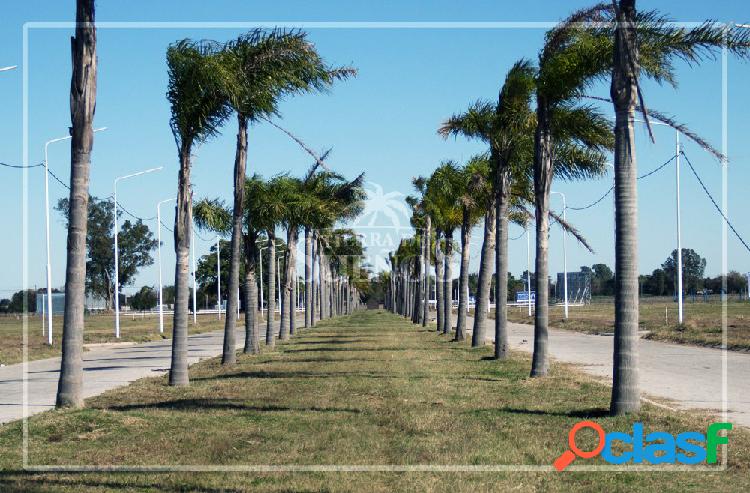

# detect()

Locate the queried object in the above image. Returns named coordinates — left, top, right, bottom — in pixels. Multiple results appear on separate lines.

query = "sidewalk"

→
left=0, top=318, right=300, bottom=425
left=463, top=314, right=750, bottom=427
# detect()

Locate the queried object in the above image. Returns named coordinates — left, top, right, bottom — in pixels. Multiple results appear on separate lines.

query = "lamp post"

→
left=191, top=216, right=197, bottom=324
left=526, top=225, right=532, bottom=317
left=258, top=244, right=267, bottom=320
left=43, top=126, right=106, bottom=345
left=631, top=118, right=683, bottom=323
left=216, top=236, right=221, bottom=319
left=156, top=198, right=175, bottom=334
left=551, top=191, right=568, bottom=318
left=114, top=166, right=162, bottom=338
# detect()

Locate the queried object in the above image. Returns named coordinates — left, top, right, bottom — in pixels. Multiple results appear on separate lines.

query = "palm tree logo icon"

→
left=356, top=182, right=411, bottom=228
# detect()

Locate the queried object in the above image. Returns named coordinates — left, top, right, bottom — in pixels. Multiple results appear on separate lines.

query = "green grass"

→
left=505, top=298, right=750, bottom=351
left=0, top=312, right=245, bottom=365
left=0, top=310, right=747, bottom=492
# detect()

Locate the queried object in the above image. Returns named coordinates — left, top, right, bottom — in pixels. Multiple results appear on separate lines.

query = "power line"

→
left=680, top=150, right=750, bottom=255
left=0, top=161, right=43, bottom=169
left=567, top=154, right=677, bottom=211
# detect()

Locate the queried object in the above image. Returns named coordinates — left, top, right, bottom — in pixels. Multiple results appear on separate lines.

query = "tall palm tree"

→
left=439, top=60, right=537, bottom=353
left=216, top=31, right=354, bottom=365
left=165, top=40, right=231, bottom=386
left=530, top=13, right=617, bottom=376
left=56, top=0, right=98, bottom=408
left=454, top=156, right=491, bottom=341
left=425, top=162, right=463, bottom=336
left=605, top=2, right=750, bottom=414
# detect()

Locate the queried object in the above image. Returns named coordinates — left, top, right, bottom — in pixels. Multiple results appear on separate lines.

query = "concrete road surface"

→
left=461, top=315, right=749, bottom=427
left=0, top=318, right=299, bottom=425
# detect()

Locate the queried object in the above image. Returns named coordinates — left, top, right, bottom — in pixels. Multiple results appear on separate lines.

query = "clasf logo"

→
left=553, top=421, right=732, bottom=471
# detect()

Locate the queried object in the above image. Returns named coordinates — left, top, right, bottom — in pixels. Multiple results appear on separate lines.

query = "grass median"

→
left=0, top=310, right=747, bottom=492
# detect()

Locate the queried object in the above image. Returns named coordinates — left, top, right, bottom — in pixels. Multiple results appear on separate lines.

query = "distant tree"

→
left=195, top=239, right=243, bottom=309
left=650, top=268, right=667, bottom=296
left=0, top=299, right=9, bottom=313
left=468, top=273, right=479, bottom=298
left=56, top=196, right=158, bottom=309
left=7, top=290, right=37, bottom=313
left=662, top=248, right=706, bottom=295
left=130, top=286, right=157, bottom=311
left=592, top=263, right=614, bottom=296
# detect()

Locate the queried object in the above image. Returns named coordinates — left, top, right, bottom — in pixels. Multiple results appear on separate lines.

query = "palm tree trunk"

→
left=531, top=100, right=552, bottom=377
left=265, top=234, right=276, bottom=347
left=422, top=217, right=431, bottom=326
left=610, top=0, right=641, bottom=415
left=169, top=146, right=192, bottom=386
left=287, top=228, right=299, bottom=336
left=56, top=0, right=97, bottom=408
left=443, top=230, right=454, bottom=335
left=494, top=176, right=510, bottom=359
left=243, top=232, right=260, bottom=354
left=455, top=211, right=471, bottom=341
left=434, top=231, right=444, bottom=332
left=472, top=202, right=496, bottom=347
left=279, top=229, right=292, bottom=340
left=310, top=230, right=317, bottom=326
left=304, top=227, right=312, bottom=328
left=221, top=114, right=248, bottom=366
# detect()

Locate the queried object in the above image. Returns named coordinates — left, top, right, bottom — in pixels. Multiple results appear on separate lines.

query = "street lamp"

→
left=42, top=126, right=106, bottom=345
left=191, top=216, right=198, bottom=324
left=114, top=166, right=163, bottom=338
left=258, top=242, right=268, bottom=320
left=0, top=65, right=17, bottom=72
left=216, top=236, right=221, bottom=319
left=156, top=198, right=175, bottom=334
left=551, top=191, right=568, bottom=319
left=526, top=224, right=532, bottom=317
left=631, top=118, right=683, bottom=323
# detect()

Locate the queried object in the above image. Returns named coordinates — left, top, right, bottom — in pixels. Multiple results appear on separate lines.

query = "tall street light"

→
left=114, top=166, right=163, bottom=338
left=258, top=244, right=267, bottom=320
left=42, top=126, right=106, bottom=345
left=632, top=118, right=683, bottom=323
left=551, top=191, right=568, bottom=318
left=216, top=236, right=221, bottom=319
left=156, top=197, right=175, bottom=334
left=526, top=225, right=532, bottom=317
left=191, top=217, right=198, bottom=325
left=0, top=65, right=17, bottom=72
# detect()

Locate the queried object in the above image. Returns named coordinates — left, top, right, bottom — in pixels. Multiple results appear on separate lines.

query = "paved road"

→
left=0, top=319, right=298, bottom=425
left=462, top=315, right=749, bottom=427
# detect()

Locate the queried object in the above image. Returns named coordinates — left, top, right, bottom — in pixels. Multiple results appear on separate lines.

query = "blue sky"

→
left=1, top=1, right=749, bottom=296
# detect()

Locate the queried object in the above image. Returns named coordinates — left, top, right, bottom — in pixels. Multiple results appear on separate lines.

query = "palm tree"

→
left=165, top=40, right=231, bottom=386
left=439, top=60, right=536, bottom=353
left=454, top=156, right=491, bottom=341
left=215, top=31, right=354, bottom=365
left=530, top=14, right=617, bottom=376
left=56, top=0, right=98, bottom=408
left=606, top=2, right=750, bottom=414
left=425, top=162, right=463, bottom=336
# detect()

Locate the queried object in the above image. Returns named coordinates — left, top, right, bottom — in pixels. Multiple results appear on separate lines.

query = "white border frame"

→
left=21, top=20, right=729, bottom=473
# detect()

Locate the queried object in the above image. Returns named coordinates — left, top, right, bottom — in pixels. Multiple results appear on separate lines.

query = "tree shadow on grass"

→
left=484, top=406, right=610, bottom=418
left=0, top=472, right=240, bottom=493
left=103, top=398, right=361, bottom=414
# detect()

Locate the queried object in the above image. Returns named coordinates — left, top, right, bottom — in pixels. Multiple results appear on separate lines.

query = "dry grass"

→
left=0, top=310, right=747, bottom=492
left=505, top=298, right=750, bottom=351
left=0, top=312, right=241, bottom=365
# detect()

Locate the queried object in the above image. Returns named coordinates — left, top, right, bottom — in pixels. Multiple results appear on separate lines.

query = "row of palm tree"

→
left=386, top=1, right=750, bottom=416
left=194, top=167, right=366, bottom=357
left=54, top=20, right=365, bottom=406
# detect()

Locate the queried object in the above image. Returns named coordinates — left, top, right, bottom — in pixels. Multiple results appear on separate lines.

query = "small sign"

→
left=516, top=291, right=536, bottom=303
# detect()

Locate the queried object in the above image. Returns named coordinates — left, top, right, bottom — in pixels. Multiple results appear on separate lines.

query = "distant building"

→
left=555, top=271, right=592, bottom=304
left=35, top=293, right=108, bottom=314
